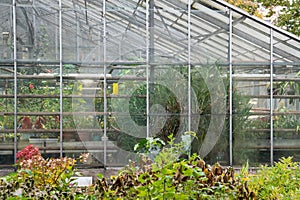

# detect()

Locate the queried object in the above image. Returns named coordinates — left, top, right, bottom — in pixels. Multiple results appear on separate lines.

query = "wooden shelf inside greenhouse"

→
left=251, top=111, right=300, bottom=115
left=233, top=76, right=300, bottom=82
left=0, top=129, right=118, bottom=133
left=248, top=139, right=300, bottom=150
left=0, top=141, right=118, bottom=155
left=246, top=94, right=300, bottom=99
left=0, top=74, right=146, bottom=81
left=245, top=128, right=299, bottom=133
left=0, top=112, right=118, bottom=116
left=0, top=94, right=146, bottom=98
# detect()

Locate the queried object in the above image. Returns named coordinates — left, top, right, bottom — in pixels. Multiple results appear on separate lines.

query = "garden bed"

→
left=1, top=137, right=300, bottom=199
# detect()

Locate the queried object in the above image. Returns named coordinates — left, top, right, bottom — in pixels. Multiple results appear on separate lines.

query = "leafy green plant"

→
left=248, top=157, right=300, bottom=199
left=134, top=137, right=166, bottom=160
left=0, top=78, right=78, bottom=143
left=0, top=133, right=20, bottom=142
left=134, top=132, right=197, bottom=165
left=85, top=134, right=254, bottom=199
left=274, top=103, right=300, bottom=131
left=90, top=154, right=254, bottom=199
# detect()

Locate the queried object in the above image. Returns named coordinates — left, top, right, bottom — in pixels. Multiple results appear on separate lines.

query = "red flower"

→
left=29, top=83, right=34, bottom=90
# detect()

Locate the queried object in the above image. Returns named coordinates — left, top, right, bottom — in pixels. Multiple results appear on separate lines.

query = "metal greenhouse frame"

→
left=0, top=0, right=300, bottom=167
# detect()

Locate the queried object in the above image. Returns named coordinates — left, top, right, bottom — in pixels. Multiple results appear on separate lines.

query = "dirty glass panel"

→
left=190, top=3, right=229, bottom=165
left=91, top=0, right=148, bottom=167
left=62, top=0, right=103, bottom=62
left=232, top=64, right=271, bottom=166
left=16, top=3, right=59, bottom=61
left=68, top=71, right=105, bottom=166
left=232, top=11, right=271, bottom=63
left=0, top=4, right=14, bottom=165
left=0, top=5, right=13, bottom=60
left=272, top=63, right=300, bottom=162
left=197, top=64, right=229, bottom=166
left=0, top=72, right=14, bottom=165
left=273, top=31, right=300, bottom=64
left=191, top=1, right=229, bottom=63
left=16, top=67, right=60, bottom=159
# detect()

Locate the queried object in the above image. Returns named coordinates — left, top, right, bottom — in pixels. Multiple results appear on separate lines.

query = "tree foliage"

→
left=225, top=0, right=300, bottom=36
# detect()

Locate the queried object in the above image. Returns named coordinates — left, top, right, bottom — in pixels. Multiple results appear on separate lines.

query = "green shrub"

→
left=248, top=157, right=300, bottom=199
left=88, top=133, right=254, bottom=199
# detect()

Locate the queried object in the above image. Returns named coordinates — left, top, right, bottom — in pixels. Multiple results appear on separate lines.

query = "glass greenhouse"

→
left=0, top=0, right=300, bottom=167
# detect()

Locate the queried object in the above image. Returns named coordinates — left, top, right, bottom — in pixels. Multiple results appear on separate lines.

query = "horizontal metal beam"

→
left=0, top=94, right=146, bottom=98
left=0, top=129, right=119, bottom=133
left=0, top=74, right=145, bottom=80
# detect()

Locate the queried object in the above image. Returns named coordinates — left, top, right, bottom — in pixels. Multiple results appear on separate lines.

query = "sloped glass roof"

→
left=1, top=0, right=299, bottom=65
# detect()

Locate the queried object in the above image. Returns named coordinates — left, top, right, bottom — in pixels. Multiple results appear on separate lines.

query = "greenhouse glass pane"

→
left=62, top=1, right=102, bottom=62
left=190, top=3, right=229, bottom=164
left=272, top=64, right=300, bottom=162
left=190, top=2, right=229, bottom=63
left=106, top=65, right=147, bottom=166
left=0, top=0, right=12, bottom=4
left=273, top=31, right=300, bottom=64
left=195, top=65, right=229, bottom=165
left=191, top=2, right=229, bottom=165
left=16, top=63, right=60, bottom=159
left=0, top=0, right=13, bottom=129
left=0, top=101, right=14, bottom=165
left=148, top=64, right=190, bottom=160
left=0, top=5, right=12, bottom=60
left=146, top=1, right=188, bottom=164
left=66, top=65, right=106, bottom=165
left=232, top=12, right=271, bottom=63
left=0, top=57, right=14, bottom=164
left=16, top=4, right=59, bottom=61
left=149, top=4, right=188, bottom=63
left=232, top=65, right=271, bottom=165
left=106, top=1, right=146, bottom=62
left=64, top=79, right=103, bottom=165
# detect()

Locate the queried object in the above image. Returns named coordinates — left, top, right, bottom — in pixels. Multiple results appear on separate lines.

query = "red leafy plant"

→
left=16, top=144, right=40, bottom=163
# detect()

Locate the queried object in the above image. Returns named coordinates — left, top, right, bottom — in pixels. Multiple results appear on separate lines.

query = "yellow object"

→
left=112, top=83, right=118, bottom=95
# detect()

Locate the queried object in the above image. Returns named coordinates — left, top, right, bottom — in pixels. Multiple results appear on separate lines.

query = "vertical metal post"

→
left=270, top=28, right=274, bottom=165
left=146, top=0, right=149, bottom=138
left=149, top=0, right=154, bottom=66
left=103, top=0, right=107, bottom=167
left=32, top=0, right=35, bottom=59
left=188, top=0, right=191, bottom=132
left=55, top=10, right=59, bottom=60
left=149, top=0, right=154, bottom=132
left=76, top=18, right=80, bottom=61
left=59, top=0, right=63, bottom=157
left=228, top=9, right=233, bottom=166
left=13, top=0, right=18, bottom=163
